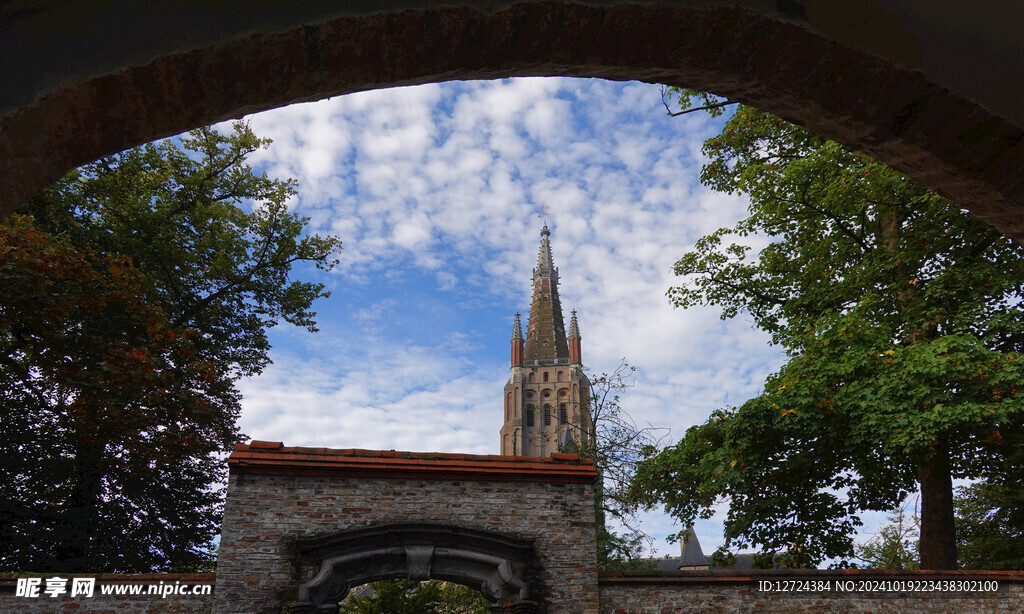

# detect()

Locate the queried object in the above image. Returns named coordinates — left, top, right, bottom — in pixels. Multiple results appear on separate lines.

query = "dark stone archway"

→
left=4, top=2, right=1024, bottom=240
left=215, top=444, right=598, bottom=612
left=292, top=524, right=536, bottom=613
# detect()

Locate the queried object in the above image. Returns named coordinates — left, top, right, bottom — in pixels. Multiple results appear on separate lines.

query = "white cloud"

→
left=234, top=77, right=831, bottom=560
left=436, top=271, right=457, bottom=291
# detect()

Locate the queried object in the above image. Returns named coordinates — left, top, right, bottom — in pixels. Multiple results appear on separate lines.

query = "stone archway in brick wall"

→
left=292, top=524, right=536, bottom=613
left=4, top=2, right=1024, bottom=241
left=215, top=442, right=600, bottom=613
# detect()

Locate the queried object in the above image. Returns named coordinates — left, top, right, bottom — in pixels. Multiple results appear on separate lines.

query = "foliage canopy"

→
left=337, top=580, right=491, bottom=614
left=630, top=90, right=1024, bottom=569
left=0, top=123, right=341, bottom=571
left=557, top=361, right=666, bottom=569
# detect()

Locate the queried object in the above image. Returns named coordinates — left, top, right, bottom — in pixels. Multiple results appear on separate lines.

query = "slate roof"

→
left=524, top=225, right=570, bottom=362
left=655, top=527, right=764, bottom=571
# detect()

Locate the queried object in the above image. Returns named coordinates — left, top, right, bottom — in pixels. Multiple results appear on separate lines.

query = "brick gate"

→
left=213, top=441, right=600, bottom=613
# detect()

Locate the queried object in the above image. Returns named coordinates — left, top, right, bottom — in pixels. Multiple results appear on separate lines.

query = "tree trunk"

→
left=52, top=439, right=105, bottom=571
left=917, top=439, right=957, bottom=569
left=878, top=209, right=956, bottom=569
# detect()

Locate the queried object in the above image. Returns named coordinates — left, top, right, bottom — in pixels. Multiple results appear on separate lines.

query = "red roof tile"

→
left=229, top=441, right=598, bottom=483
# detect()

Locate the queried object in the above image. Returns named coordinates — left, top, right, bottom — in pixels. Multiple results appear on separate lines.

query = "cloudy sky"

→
left=226, top=77, right=888, bottom=559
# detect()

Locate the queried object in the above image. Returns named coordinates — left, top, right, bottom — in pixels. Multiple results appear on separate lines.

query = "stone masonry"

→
left=213, top=441, right=601, bottom=613
left=6, top=3, right=1024, bottom=242
left=4, top=442, right=1023, bottom=612
left=598, top=570, right=1024, bottom=613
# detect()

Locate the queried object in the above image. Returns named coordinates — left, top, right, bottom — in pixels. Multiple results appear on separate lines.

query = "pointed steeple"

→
left=524, top=225, right=569, bottom=363
left=679, top=527, right=708, bottom=567
left=560, top=427, right=575, bottom=448
left=501, top=223, right=592, bottom=457
left=568, top=309, right=582, bottom=364
left=533, top=224, right=557, bottom=283
left=510, top=312, right=524, bottom=367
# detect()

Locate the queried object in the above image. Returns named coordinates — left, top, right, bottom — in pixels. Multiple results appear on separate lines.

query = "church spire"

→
left=524, top=225, right=569, bottom=363
left=568, top=309, right=582, bottom=365
left=533, top=224, right=556, bottom=283
left=510, top=312, right=524, bottom=367
left=501, top=223, right=592, bottom=457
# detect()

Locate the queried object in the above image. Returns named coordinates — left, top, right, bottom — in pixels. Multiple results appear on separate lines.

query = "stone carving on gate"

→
left=290, top=523, right=537, bottom=613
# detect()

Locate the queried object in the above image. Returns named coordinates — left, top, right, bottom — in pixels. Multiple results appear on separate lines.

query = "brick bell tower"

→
left=501, top=225, right=592, bottom=456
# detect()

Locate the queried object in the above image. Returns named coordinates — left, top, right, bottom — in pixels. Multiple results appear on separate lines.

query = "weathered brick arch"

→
left=293, top=524, right=535, bottom=612
left=217, top=442, right=599, bottom=613
left=4, top=2, right=1024, bottom=240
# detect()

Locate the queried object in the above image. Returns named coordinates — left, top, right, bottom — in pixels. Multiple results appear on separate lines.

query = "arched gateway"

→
left=215, top=441, right=599, bottom=613
left=293, top=524, right=534, bottom=612
left=5, top=2, right=1024, bottom=241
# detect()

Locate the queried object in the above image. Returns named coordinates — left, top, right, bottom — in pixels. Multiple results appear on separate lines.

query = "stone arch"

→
left=292, top=523, right=536, bottom=613
left=4, top=3, right=1024, bottom=241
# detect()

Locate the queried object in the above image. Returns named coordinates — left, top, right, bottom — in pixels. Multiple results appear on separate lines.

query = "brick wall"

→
left=598, top=570, right=1024, bottom=613
left=0, top=573, right=214, bottom=613
left=214, top=442, right=601, bottom=613
left=7, top=4, right=1024, bottom=245
left=9, top=443, right=1021, bottom=614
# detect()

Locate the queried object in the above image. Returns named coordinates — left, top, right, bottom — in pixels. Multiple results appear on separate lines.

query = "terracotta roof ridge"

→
left=227, top=442, right=598, bottom=483
left=233, top=442, right=593, bottom=464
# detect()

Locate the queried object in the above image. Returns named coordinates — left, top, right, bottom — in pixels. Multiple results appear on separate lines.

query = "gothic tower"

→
left=501, top=225, right=592, bottom=456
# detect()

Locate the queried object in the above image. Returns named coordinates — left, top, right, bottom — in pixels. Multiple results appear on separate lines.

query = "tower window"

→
left=526, top=407, right=535, bottom=427
left=559, top=404, right=567, bottom=424
left=543, top=372, right=549, bottom=382
left=544, top=406, right=551, bottom=426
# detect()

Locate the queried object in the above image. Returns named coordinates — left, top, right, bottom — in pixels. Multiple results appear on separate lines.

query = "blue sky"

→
left=225, top=77, right=891, bottom=559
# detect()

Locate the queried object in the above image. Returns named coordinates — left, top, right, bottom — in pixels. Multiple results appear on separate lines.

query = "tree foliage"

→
left=630, top=90, right=1024, bottom=569
left=854, top=506, right=920, bottom=570
left=337, top=580, right=490, bottom=614
left=0, top=122, right=342, bottom=572
left=955, top=482, right=1024, bottom=570
left=564, top=361, right=667, bottom=569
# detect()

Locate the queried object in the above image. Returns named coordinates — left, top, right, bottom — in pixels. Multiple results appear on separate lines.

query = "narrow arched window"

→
left=559, top=404, right=567, bottom=424
left=544, top=405, right=551, bottom=426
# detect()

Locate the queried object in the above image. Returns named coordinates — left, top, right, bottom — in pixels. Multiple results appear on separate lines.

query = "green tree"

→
left=338, top=580, right=490, bottom=614
left=956, top=482, right=1024, bottom=570
left=0, top=215, right=230, bottom=571
left=564, top=361, right=666, bottom=569
left=0, top=122, right=341, bottom=572
left=630, top=91, right=1024, bottom=569
left=854, top=506, right=920, bottom=570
